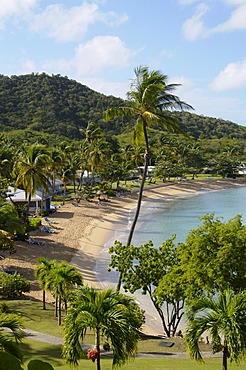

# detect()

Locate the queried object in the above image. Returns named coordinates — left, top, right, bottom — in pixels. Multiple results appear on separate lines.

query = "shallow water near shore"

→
left=96, top=185, right=246, bottom=333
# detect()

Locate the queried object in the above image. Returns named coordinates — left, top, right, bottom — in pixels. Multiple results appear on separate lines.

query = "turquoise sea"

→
left=96, top=185, right=246, bottom=332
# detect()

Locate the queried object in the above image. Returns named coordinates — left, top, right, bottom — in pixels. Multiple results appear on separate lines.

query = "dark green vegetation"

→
left=0, top=72, right=246, bottom=141
left=109, top=213, right=246, bottom=366
left=0, top=73, right=125, bottom=139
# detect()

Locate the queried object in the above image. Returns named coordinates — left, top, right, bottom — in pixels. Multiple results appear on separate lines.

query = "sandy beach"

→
left=3, top=178, right=246, bottom=332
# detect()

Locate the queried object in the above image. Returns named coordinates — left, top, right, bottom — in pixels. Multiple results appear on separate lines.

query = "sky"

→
left=1, top=0, right=246, bottom=126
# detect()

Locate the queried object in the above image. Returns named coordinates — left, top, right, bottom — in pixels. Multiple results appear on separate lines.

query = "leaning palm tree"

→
left=0, top=312, right=24, bottom=361
left=186, top=289, right=246, bottom=370
left=62, top=286, right=144, bottom=370
left=105, top=66, right=193, bottom=289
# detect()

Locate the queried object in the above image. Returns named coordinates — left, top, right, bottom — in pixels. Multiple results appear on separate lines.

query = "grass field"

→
left=5, top=299, right=246, bottom=369
left=20, top=339, right=245, bottom=370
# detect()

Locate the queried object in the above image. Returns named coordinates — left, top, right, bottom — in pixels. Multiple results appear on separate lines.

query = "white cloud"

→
left=31, top=2, right=128, bottom=42
left=178, top=0, right=199, bottom=5
left=82, top=78, right=129, bottom=98
left=182, top=0, right=246, bottom=40
left=209, top=2, right=246, bottom=33
left=0, top=0, right=36, bottom=28
left=73, top=36, right=132, bottom=75
left=43, top=35, right=132, bottom=77
left=172, top=74, right=245, bottom=123
left=210, top=60, right=246, bottom=91
left=182, top=3, right=209, bottom=41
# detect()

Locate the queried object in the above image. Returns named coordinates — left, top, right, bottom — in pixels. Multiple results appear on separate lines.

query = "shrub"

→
left=28, top=218, right=42, bottom=231
left=0, top=272, right=30, bottom=299
left=0, top=301, right=9, bottom=313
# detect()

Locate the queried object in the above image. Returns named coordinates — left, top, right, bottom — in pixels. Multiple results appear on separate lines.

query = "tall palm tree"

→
left=62, top=286, right=144, bottom=370
left=35, top=257, right=57, bottom=310
left=0, top=313, right=24, bottom=361
left=105, top=66, right=193, bottom=289
left=50, top=261, right=83, bottom=325
left=186, top=289, right=246, bottom=370
left=13, top=143, right=51, bottom=217
left=47, top=148, right=65, bottom=199
left=78, top=122, right=104, bottom=189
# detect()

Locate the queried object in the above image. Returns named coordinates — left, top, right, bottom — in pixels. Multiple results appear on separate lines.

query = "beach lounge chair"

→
left=28, top=237, right=45, bottom=246
left=2, top=266, right=20, bottom=275
left=44, top=217, right=58, bottom=224
left=41, top=226, right=55, bottom=234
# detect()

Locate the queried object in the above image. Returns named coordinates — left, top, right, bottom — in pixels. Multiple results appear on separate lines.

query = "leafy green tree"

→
left=105, top=66, right=193, bottom=290
left=109, top=239, right=184, bottom=337
left=0, top=230, right=15, bottom=254
left=0, top=272, right=30, bottom=299
left=186, top=289, right=246, bottom=370
left=0, top=312, right=24, bottom=361
left=175, top=214, right=246, bottom=298
left=0, top=202, right=25, bottom=237
left=98, top=154, right=131, bottom=189
left=62, top=286, right=144, bottom=370
left=181, top=142, right=205, bottom=179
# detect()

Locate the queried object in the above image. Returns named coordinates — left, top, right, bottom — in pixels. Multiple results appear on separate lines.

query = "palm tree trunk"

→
left=222, top=345, right=228, bottom=370
left=55, top=297, right=58, bottom=317
left=58, top=296, right=62, bottom=325
left=96, top=327, right=101, bottom=370
left=42, top=290, right=46, bottom=310
left=116, top=151, right=149, bottom=291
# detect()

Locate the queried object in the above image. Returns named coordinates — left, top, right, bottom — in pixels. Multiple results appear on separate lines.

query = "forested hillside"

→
left=0, top=73, right=125, bottom=139
left=0, top=73, right=246, bottom=140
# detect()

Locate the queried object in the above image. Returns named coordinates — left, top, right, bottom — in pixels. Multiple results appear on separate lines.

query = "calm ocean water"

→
left=96, top=185, right=246, bottom=332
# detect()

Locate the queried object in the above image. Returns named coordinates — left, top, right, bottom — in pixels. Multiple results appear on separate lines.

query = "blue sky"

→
left=1, top=0, right=246, bottom=126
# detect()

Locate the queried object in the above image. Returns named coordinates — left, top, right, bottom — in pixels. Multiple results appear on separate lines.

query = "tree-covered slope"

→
left=0, top=73, right=125, bottom=139
left=0, top=73, right=246, bottom=140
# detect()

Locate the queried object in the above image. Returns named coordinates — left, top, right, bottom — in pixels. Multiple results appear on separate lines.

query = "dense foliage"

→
left=0, top=272, right=30, bottom=299
left=1, top=73, right=246, bottom=141
left=0, top=73, right=126, bottom=139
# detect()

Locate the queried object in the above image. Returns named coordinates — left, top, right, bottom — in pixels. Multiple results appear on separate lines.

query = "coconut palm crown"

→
left=186, top=289, right=246, bottom=370
left=62, top=286, right=144, bottom=370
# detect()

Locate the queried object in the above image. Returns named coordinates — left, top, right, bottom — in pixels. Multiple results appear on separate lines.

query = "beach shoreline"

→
left=4, top=178, right=246, bottom=334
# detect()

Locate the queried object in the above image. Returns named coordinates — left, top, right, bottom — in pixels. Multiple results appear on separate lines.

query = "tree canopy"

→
left=0, top=73, right=246, bottom=141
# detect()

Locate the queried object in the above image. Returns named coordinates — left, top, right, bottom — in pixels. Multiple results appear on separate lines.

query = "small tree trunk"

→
left=96, top=328, right=101, bottom=370
left=222, top=346, right=228, bottom=370
left=58, top=296, right=62, bottom=325
left=55, top=297, right=58, bottom=317
left=42, top=290, right=46, bottom=310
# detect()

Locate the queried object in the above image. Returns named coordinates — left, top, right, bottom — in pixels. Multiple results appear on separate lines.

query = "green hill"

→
left=0, top=73, right=246, bottom=141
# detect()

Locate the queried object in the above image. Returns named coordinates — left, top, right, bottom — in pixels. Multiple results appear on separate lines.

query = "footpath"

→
left=23, top=329, right=222, bottom=359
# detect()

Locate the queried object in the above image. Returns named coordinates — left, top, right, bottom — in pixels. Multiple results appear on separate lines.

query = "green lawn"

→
left=20, top=339, right=245, bottom=370
left=4, top=300, right=246, bottom=369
